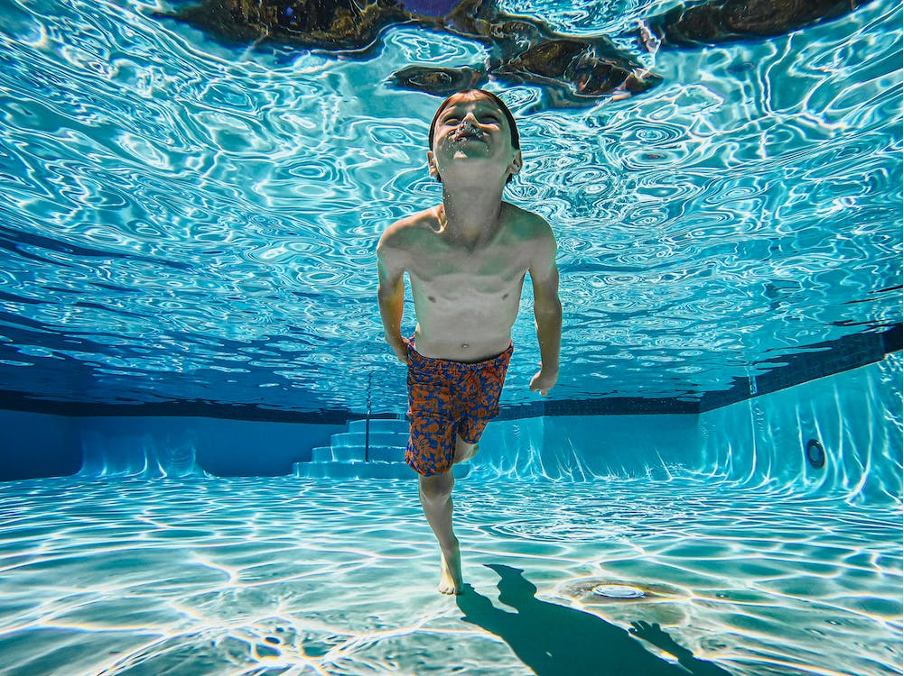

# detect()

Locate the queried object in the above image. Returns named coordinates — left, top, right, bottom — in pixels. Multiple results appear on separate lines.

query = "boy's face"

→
left=427, top=93, right=522, bottom=185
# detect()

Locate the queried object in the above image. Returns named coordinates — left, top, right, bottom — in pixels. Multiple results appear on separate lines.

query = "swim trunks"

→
left=406, top=340, right=513, bottom=477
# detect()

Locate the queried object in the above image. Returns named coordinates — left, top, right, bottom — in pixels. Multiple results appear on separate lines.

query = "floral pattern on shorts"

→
left=406, top=341, right=513, bottom=477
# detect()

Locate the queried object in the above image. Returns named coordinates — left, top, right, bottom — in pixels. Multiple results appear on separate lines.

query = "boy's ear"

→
left=509, top=151, right=523, bottom=175
left=427, top=151, right=439, bottom=179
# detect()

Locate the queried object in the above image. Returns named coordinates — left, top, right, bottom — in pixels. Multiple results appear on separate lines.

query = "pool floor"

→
left=0, top=475, right=900, bottom=675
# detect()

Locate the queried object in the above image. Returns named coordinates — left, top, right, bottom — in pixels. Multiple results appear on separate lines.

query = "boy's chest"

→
left=409, top=237, right=530, bottom=284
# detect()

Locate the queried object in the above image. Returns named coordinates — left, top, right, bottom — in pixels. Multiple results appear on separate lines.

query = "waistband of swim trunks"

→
left=407, top=337, right=513, bottom=368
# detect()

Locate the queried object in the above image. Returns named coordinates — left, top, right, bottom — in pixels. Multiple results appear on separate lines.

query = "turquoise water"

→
left=0, top=347, right=900, bottom=676
left=0, top=2, right=902, bottom=675
left=0, top=0, right=900, bottom=412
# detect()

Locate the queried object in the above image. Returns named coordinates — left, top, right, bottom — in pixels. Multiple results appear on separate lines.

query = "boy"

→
left=376, top=89, right=562, bottom=595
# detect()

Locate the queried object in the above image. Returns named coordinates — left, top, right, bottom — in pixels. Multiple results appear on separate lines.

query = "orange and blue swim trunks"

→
left=406, top=340, right=513, bottom=477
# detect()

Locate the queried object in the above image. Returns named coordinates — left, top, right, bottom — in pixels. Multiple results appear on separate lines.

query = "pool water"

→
left=1, top=476, right=900, bottom=675
left=0, top=1, right=901, bottom=674
left=0, top=0, right=900, bottom=412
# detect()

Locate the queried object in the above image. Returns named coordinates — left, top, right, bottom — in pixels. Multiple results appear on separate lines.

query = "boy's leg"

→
left=453, top=434, right=479, bottom=464
left=453, top=413, right=490, bottom=465
left=453, top=347, right=512, bottom=465
left=418, top=472, right=463, bottom=595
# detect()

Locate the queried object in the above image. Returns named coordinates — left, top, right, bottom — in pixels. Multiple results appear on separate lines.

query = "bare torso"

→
left=387, top=201, right=542, bottom=362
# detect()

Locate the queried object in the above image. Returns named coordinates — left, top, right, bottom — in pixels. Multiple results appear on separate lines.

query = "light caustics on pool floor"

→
left=0, top=476, right=900, bottom=676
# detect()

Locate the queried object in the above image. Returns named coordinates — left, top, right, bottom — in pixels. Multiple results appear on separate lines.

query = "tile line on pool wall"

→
left=0, top=323, right=898, bottom=421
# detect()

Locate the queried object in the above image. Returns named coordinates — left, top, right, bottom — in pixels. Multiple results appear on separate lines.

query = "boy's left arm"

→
left=528, top=220, right=562, bottom=396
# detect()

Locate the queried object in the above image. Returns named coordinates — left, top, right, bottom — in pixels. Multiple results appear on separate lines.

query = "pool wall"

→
left=1, top=355, right=901, bottom=501
left=474, top=414, right=700, bottom=481
left=475, top=352, right=902, bottom=502
left=471, top=354, right=903, bottom=502
left=0, top=410, right=80, bottom=480
left=697, top=352, right=903, bottom=504
left=0, top=413, right=344, bottom=480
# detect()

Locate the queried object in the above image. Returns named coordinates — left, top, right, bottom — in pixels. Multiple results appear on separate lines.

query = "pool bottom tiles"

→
left=0, top=475, right=900, bottom=676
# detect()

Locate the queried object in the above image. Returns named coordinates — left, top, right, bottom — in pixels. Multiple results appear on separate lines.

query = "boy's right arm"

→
left=376, top=232, right=409, bottom=364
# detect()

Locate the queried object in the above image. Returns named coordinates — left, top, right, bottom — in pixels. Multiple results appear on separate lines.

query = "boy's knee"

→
left=419, top=474, right=453, bottom=502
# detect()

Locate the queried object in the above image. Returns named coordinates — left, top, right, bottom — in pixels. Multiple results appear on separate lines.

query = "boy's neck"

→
left=440, top=186, right=505, bottom=244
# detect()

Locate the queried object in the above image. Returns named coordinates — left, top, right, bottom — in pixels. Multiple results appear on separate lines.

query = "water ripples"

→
left=0, top=476, right=898, bottom=676
left=0, top=0, right=900, bottom=411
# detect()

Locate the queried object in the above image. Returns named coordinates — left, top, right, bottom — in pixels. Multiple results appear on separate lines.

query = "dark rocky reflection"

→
left=160, top=0, right=872, bottom=108
left=643, top=0, right=875, bottom=50
left=457, top=564, right=734, bottom=676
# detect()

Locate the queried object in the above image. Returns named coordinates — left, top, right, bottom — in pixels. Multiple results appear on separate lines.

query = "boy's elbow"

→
left=377, top=278, right=403, bottom=304
left=535, top=297, right=562, bottom=320
left=537, top=289, right=562, bottom=312
left=377, top=283, right=394, bottom=303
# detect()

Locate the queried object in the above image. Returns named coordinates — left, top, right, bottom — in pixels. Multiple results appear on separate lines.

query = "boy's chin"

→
left=450, top=147, right=491, bottom=159
left=439, top=174, right=508, bottom=190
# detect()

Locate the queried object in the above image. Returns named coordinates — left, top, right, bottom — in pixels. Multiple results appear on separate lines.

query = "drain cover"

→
left=592, top=584, right=645, bottom=599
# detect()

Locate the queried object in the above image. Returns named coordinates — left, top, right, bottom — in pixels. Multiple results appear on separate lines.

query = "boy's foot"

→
left=453, top=441, right=479, bottom=465
left=438, top=542, right=463, bottom=595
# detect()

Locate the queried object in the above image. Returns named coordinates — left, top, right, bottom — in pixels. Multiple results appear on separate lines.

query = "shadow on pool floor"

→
left=459, top=563, right=733, bottom=676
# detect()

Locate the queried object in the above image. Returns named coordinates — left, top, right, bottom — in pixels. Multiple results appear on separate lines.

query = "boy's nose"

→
left=461, top=114, right=484, bottom=131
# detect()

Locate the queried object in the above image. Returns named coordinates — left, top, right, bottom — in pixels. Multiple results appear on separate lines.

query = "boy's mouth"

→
left=452, top=134, right=484, bottom=145
left=452, top=126, right=484, bottom=142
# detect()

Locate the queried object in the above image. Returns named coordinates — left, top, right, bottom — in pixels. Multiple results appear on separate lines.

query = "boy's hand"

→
left=387, top=335, right=410, bottom=364
left=529, top=366, right=558, bottom=396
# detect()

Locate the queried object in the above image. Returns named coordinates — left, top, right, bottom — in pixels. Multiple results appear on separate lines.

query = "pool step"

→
left=295, top=417, right=471, bottom=480
left=330, top=431, right=408, bottom=448
left=347, top=418, right=409, bottom=435
left=311, top=445, right=405, bottom=463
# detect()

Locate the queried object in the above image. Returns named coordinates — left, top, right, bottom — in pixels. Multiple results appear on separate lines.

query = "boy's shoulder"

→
left=503, top=202, right=554, bottom=240
left=378, top=207, right=437, bottom=249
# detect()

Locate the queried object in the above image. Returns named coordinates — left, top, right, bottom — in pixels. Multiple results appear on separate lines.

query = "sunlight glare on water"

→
left=0, top=476, right=900, bottom=676
left=0, top=0, right=900, bottom=414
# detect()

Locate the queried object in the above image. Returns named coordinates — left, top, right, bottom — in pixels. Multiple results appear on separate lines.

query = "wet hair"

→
left=428, top=89, right=520, bottom=150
